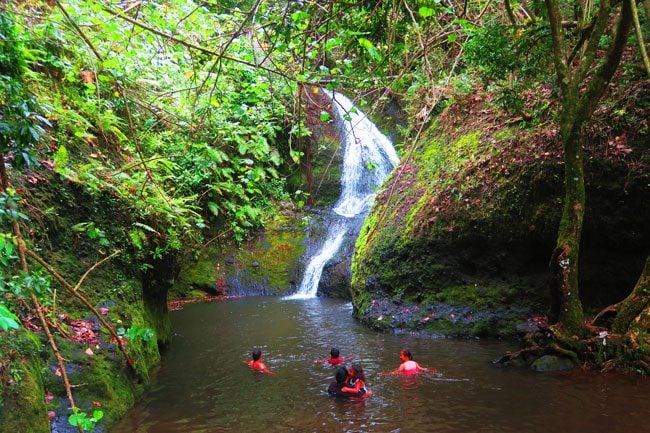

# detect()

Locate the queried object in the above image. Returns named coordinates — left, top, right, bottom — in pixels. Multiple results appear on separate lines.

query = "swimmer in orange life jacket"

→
left=341, top=364, right=368, bottom=396
left=383, top=348, right=438, bottom=375
left=244, top=348, right=273, bottom=374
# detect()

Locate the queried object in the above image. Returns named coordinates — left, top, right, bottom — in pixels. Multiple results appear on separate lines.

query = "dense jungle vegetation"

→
left=0, top=0, right=648, bottom=431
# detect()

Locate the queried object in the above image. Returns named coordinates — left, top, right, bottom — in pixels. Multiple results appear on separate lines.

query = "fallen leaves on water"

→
left=167, top=294, right=243, bottom=311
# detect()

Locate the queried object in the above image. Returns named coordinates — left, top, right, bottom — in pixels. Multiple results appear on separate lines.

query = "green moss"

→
left=68, top=354, right=140, bottom=425
left=351, top=211, right=379, bottom=291
left=173, top=211, right=308, bottom=297
left=493, top=127, right=516, bottom=141
left=420, top=284, right=520, bottom=309
left=452, top=130, right=483, bottom=159
left=423, top=318, right=456, bottom=334
left=351, top=290, right=371, bottom=318
left=0, top=331, right=49, bottom=433
left=235, top=215, right=307, bottom=293
left=179, top=250, right=219, bottom=289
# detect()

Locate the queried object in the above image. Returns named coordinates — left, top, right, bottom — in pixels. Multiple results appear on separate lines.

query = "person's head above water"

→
left=335, top=366, right=348, bottom=384
left=349, top=363, right=366, bottom=382
left=252, top=348, right=262, bottom=361
left=400, top=348, right=413, bottom=360
left=330, top=347, right=340, bottom=358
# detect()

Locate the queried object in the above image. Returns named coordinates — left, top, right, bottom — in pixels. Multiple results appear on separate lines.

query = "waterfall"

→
left=285, top=91, right=399, bottom=299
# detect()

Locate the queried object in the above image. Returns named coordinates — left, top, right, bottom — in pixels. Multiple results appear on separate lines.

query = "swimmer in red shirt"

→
left=244, top=348, right=273, bottom=374
left=383, top=348, right=438, bottom=375
left=315, top=347, right=351, bottom=366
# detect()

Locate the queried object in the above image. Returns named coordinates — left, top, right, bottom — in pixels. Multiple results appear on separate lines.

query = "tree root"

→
left=590, top=303, right=618, bottom=328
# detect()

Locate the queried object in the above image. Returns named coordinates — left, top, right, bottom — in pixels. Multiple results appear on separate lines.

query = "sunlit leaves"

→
left=291, top=11, right=310, bottom=31
left=358, top=38, right=381, bottom=61
left=71, top=222, right=110, bottom=247
left=0, top=304, right=20, bottom=331
left=68, top=407, right=103, bottom=431
left=419, top=7, right=435, bottom=18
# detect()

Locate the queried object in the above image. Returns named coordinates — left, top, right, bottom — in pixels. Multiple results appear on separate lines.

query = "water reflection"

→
left=111, top=298, right=650, bottom=433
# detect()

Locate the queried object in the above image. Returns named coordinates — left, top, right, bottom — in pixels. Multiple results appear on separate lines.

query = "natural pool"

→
left=111, top=297, right=650, bottom=433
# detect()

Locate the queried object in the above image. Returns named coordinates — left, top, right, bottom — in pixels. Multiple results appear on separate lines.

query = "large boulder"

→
left=351, top=93, right=649, bottom=337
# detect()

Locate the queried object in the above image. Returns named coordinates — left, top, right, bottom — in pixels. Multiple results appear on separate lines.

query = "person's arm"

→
left=381, top=364, right=404, bottom=376
left=416, top=362, right=439, bottom=373
left=341, top=381, right=362, bottom=393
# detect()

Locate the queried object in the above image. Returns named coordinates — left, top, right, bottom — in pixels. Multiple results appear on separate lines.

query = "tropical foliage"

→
left=0, top=0, right=648, bottom=431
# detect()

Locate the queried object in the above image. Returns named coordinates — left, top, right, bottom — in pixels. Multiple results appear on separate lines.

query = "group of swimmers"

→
left=244, top=347, right=438, bottom=398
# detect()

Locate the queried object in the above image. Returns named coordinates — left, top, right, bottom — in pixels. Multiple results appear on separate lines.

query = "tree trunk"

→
left=549, top=98, right=586, bottom=336
left=612, top=256, right=650, bottom=333
left=544, top=0, right=633, bottom=338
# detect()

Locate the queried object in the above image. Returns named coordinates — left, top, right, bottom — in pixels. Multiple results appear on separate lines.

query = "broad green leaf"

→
left=419, top=7, right=435, bottom=18
left=0, top=304, right=20, bottom=331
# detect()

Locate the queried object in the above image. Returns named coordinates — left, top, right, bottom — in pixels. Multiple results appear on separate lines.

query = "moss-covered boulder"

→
left=172, top=209, right=307, bottom=298
left=351, top=92, right=649, bottom=337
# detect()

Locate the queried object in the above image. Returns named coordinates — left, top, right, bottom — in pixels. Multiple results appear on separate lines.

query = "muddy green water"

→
left=111, top=298, right=649, bottom=433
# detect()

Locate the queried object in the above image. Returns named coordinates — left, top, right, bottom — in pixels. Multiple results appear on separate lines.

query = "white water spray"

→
left=286, top=91, right=399, bottom=299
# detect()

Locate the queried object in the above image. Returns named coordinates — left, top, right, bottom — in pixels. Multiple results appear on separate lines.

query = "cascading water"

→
left=286, top=91, right=399, bottom=300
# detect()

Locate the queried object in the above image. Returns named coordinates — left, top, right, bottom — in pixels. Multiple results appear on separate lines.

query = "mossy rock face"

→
left=0, top=332, right=49, bottom=433
left=172, top=210, right=308, bottom=297
left=8, top=173, right=165, bottom=431
left=351, top=100, right=648, bottom=337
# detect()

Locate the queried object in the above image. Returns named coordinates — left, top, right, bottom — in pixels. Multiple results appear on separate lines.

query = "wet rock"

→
left=358, top=295, right=528, bottom=338
left=530, top=355, right=576, bottom=372
left=319, top=257, right=352, bottom=298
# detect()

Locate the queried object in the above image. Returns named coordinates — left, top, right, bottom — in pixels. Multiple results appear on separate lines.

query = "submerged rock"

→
left=530, top=355, right=576, bottom=372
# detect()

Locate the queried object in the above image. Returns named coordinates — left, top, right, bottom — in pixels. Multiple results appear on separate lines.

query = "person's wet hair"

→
left=335, top=366, right=348, bottom=383
left=401, top=348, right=413, bottom=360
left=331, top=347, right=340, bottom=358
left=350, top=364, right=366, bottom=382
left=252, top=348, right=262, bottom=361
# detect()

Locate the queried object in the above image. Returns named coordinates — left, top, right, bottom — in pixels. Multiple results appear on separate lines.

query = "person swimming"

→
left=327, top=366, right=348, bottom=396
left=316, top=347, right=351, bottom=366
left=383, top=348, right=438, bottom=375
left=244, top=348, right=273, bottom=374
left=341, top=364, right=367, bottom=396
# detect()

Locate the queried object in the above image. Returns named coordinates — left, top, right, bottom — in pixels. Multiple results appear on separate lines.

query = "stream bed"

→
left=110, top=297, right=650, bottom=433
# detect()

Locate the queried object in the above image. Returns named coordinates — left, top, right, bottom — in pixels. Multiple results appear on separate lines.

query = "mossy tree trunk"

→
left=544, top=0, right=633, bottom=336
left=549, top=97, right=586, bottom=335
